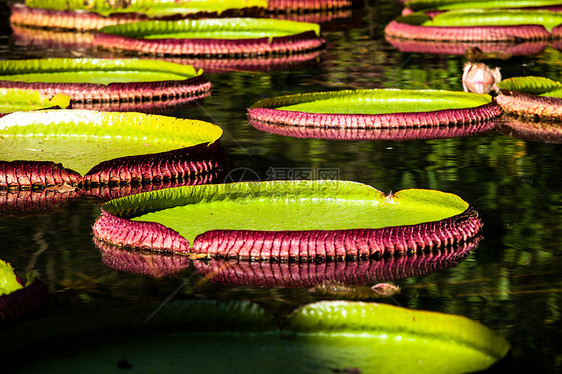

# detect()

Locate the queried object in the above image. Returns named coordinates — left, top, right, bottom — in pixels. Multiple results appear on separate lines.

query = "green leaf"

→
left=252, top=89, right=492, bottom=115
left=285, top=301, right=510, bottom=374
left=422, top=10, right=562, bottom=32
left=406, top=0, right=562, bottom=12
left=0, top=110, right=222, bottom=175
left=103, top=181, right=469, bottom=245
left=25, top=0, right=268, bottom=17
left=99, top=18, right=321, bottom=39
left=0, top=260, right=24, bottom=296
left=0, top=300, right=509, bottom=373
left=497, top=76, right=562, bottom=98
left=0, top=58, right=202, bottom=85
left=0, top=88, right=70, bottom=113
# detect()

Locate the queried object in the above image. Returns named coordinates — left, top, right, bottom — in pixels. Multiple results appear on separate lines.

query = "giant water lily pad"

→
left=0, top=58, right=211, bottom=113
left=0, top=300, right=510, bottom=373
left=248, top=89, right=501, bottom=139
left=0, top=88, right=70, bottom=116
left=385, top=9, right=562, bottom=42
left=24, top=0, right=268, bottom=17
left=94, top=18, right=325, bottom=57
left=93, top=181, right=482, bottom=261
left=496, top=76, right=562, bottom=120
left=404, top=0, right=562, bottom=12
left=0, top=110, right=223, bottom=188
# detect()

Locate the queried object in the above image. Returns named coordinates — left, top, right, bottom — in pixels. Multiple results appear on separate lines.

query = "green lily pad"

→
left=284, top=301, right=511, bottom=374
left=0, top=58, right=203, bottom=85
left=0, top=110, right=222, bottom=176
left=497, top=76, right=562, bottom=98
left=0, top=300, right=510, bottom=373
left=0, top=88, right=70, bottom=114
left=98, top=17, right=321, bottom=40
left=256, top=89, right=493, bottom=115
left=105, top=181, right=467, bottom=244
left=25, top=0, right=268, bottom=17
left=422, top=10, right=562, bottom=32
left=95, top=180, right=481, bottom=261
left=406, top=0, right=562, bottom=12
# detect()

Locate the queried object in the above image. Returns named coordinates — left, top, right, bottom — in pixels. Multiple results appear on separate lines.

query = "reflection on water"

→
left=0, top=0, right=561, bottom=372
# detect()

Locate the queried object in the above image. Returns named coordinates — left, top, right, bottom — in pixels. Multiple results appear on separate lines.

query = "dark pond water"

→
left=0, top=0, right=561, bottom=373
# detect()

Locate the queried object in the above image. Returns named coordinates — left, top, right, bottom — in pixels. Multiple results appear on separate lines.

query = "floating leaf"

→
left=94, top=181, right=482, bottom=261
left=0, top=58, right=211, bottom=112
left=248, top=89, right=501, bottom=134
left=0, top=88, right=70, bottom=114
left=386, top=10, right=561, bottom=41
left=423, top=10, right=562, bottom=33
left=284, top=301, right=511, bottom=374
left=0, top=300, right=510, bottom=373
left=0, top=110, right=223, bottom=183
left=95, top=18, right=325, bottom=57
left=496, top=77, right=562, bottom=120
left=406, top=0, right=562, bottom=12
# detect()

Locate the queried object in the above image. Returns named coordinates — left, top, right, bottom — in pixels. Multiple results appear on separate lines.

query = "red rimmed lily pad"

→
left=0, top=58, right=211, bottom=113
left=9, top=0, right=268, bottom=30
left=0, top=110, right=224, bottom=189
left=0, top=259, right=49, bottom=324
left=10, top=0, right=353, bottom=30
left=401, top=0, right=562, bottom=14
left=385, top=9, right=562, bottom=42
left=248, top=89, right=501, bottom=138
left=496, top=76, right=562, bottom=120
left=94, top=18, right=325, bottom=57
left=93, top=181, right=482, bottom=262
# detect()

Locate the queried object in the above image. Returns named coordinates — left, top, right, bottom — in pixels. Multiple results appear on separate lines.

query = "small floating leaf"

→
left=0, top=260, right=23, bottom=296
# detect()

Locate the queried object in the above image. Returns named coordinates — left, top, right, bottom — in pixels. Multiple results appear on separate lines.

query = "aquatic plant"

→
left=385, top=9, right=562, bottom=42
left=496, top=76, right=562, bottom=120
left=93, top=181, right=482, bottom=261
left=248, top=89, right=500, bottom=139
left=0, top=58, right=211, bottom=112
left=94, top=18, right=325, bottom=57
left=0, top=299, right=510, bottom=373
left=0, top=110, right=224, bottom=188
left=0, top=88, right=70, bottom=117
